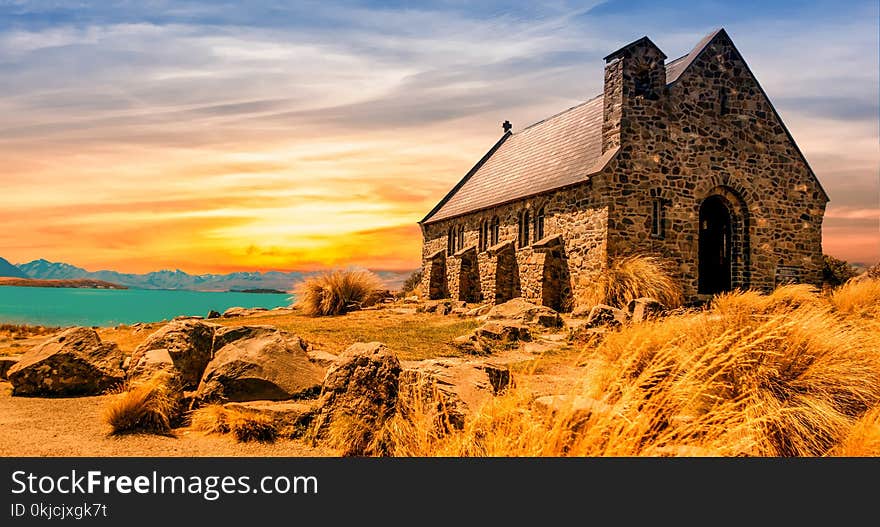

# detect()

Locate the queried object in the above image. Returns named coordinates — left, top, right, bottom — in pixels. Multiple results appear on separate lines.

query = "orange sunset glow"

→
left=1, top=2, right=877, bottom=274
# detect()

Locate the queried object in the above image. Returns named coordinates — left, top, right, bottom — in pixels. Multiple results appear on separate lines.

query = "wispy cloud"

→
left=0, top=0, right=877, bottom=271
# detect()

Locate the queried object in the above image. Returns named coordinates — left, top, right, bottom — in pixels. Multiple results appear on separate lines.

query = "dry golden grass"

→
left=190, top=405, right=278, bottom=443
left=379, top=278, right=880, bottom=457
left=212, top=309, right=480, bottom=361
left=295, top=269, right=383, bottom=316
left=829, top=277, right=880, bottom=317
left=576, top=254, right=684, bottom=310
left=833, top=406, right=880, bottom=457
left=102, top=373, right=178, bottom=435
left=0, top=323, right=60, bottom=339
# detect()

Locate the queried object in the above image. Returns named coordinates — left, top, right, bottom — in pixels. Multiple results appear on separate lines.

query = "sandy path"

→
left=0, top=383, right=331, bottom=457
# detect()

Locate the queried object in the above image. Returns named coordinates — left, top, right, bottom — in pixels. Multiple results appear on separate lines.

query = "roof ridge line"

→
left=518, top=93, right=603, bottom=133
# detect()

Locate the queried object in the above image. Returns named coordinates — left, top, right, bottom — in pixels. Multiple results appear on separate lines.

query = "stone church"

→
left=418, top=28, right=828, bottom=310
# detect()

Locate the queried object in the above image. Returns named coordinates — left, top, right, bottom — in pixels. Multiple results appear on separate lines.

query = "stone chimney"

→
left=601, top=36, right=667, bottom=154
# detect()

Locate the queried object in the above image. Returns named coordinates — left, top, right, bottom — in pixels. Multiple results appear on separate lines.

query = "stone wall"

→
left=420, top=178, right=610, bottom=310
left=603, top=31, right=827, bottom=298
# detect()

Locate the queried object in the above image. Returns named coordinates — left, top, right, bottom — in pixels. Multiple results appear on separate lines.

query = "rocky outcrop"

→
left=129, top=320, right=216, bottom=389
left=418, top=300, right=467, bottom=315
left=627, top=297, right=664, bottom=323
left=312, top=342, right=401, bottom=455
left=584, top=304, right=629, bottom=328
left=197, top=326, right=325, bottom=403
left=486, top=298, right=563, bottom=328
left=8, top=327, right=125, bottom=396
left=453, top=321, right=531, bottom=354
left=206, top=310, right=221, bottom=319
left=399, top=358, right=512, bottom=429
left=0, top=356, right=20, bottom=380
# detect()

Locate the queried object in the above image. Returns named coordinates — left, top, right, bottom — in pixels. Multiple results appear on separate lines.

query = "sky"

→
left=0, top=0, right=877, bottom=274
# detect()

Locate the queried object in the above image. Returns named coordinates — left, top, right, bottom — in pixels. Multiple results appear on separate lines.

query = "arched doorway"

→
left=699, top=195, right=732, bottom=294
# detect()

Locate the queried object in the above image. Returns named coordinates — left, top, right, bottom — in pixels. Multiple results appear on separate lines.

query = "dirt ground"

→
left=0, top=382, right=331, bottom=457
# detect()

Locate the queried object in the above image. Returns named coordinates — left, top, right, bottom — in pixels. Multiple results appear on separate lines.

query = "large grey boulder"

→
left=196, top=326, right=325, bottom=403
left=486, top=298, right=563, bottom=328
left=312, top=342, right=401, bottom=455
left=8, top=327, right=125, bottom=396
left=129, top=319, right=216, bottom=389
left=399, top=358, right=511, bottom=429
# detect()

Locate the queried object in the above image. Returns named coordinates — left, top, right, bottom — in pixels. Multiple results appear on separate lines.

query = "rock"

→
left=0, top=356, right=21, bottom=380
left=7, top=327, right=125, bottom=396
left=223, top=400, right=320, bottom=438
left=403, top=296, right=420, bottom=304
left=437, top=303, right=452, bottom=315
left=399, top=358, right=511, bottom=429
left=533, top=394, right=611, bottom=425
left=128, top=348, right=179, bottom=387
left=173, top=315, right=204, bottom=321
left=568, top=325, right=608, bottom=343
left=487, top=298, right=563, bottom=328
left=197, top=326, right=325, bottom=403
left=451, top=307, right=469, bottom=316
left=465, top=304, right=492, bottom=317
left=306, top=349, right=340, bottom=368
left=584, top=304, right=629, bottom=328
left=222, top=306, right=250, bottom=317
left=451, top=335, right=479, bottom=354
left=206, top=310, right=221, bottom=319
left=312, top=342, right=401, bottom=455
left=570, top=305, right=594, bottom=318
left=453, top=321, right=531, bottom=355
left=627, top=297, right=664, bottom=323
left=130, top=320, right=216, bottom=389
left=474, top=321, right=531, bottom=343
left=121, top=355, right=131, bottom=371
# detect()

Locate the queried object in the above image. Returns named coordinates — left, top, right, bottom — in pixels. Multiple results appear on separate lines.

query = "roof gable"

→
left=668, top=29, right=829, bottom=202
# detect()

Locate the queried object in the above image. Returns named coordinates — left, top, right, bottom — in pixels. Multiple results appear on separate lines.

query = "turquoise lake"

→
left=0, top=286, right=293, bottom=327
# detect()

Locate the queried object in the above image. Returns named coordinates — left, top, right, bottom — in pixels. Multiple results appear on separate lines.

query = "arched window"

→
left=533, top=207, right=545, bottom=242
left=719, top=87, right=729, bottom=115
left=518, top=210, right=530, bottom=248
left=447, top=227, right=454, bottom=255
left=490, top=216, right=500, bottom=246
left=478, top=220, right=488, bottom=252
left=457, top=225, right=465, bottom=252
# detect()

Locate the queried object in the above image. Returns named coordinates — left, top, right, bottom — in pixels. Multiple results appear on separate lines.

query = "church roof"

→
left=421, top=28, right=825, bottom=224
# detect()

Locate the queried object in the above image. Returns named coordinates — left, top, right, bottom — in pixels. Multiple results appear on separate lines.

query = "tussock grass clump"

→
left=577, top=255, right=684, bottom=310
left=829, top=276, right=880, bottom=317
left=294, top=269, right=382, bottom=316
left=103, top=373, right=178, bottom=435
left=190, top=406, right=278, bottom=443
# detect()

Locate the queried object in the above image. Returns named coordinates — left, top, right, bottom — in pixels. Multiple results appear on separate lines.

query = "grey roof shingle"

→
left=421, top=29, right=724, bottom=224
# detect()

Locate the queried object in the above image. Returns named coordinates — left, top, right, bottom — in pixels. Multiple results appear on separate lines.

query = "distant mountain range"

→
left=12, top=259, right=414, bottom=292
left=0, top=257, right=27, bottom=278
